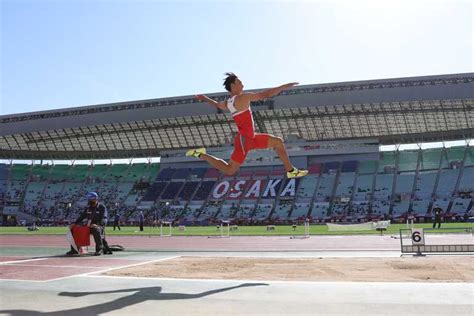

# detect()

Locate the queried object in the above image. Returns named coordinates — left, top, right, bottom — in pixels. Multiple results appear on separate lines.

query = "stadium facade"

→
left=0, top=73, right=473, bottom=225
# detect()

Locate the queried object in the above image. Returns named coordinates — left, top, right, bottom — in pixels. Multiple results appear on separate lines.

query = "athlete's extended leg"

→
left=186, top=147, right=241, bottom=176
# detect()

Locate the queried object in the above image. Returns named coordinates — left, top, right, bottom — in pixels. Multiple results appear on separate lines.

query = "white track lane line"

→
left=0, top=258, right=48, bottom=265
left=44, top=255, right=181, bottom=282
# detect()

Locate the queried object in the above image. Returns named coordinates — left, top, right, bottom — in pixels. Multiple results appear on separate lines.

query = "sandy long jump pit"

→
left=106, top=256, right=474, bottom=283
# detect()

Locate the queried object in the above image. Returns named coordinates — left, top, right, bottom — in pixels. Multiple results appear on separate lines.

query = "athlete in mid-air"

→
left=186, top=72, right=308, bottom=179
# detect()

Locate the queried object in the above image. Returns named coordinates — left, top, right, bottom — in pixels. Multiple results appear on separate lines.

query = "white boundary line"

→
left=0, top=255, right=179, bottom=283
left=46, top=255, right=181, bottom=282
left=0, top=264, right=112, bottom=269
left=0, top=258, right=48, bottom=265
left=81, top=274, right=473, bottom=286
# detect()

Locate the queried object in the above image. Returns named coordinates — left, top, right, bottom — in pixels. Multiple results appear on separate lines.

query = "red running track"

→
left=0, top=234, right=402, bottom=251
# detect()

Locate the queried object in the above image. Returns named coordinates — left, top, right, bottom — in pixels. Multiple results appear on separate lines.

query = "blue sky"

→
left=1, top=0, right=472, bottom=116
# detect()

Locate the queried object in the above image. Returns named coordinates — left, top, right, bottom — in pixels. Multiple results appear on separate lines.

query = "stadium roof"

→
left=1, top=73, right=473, bottom=160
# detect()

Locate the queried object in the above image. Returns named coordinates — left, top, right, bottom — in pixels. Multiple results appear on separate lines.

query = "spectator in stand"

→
left=432, top=204, right=443, bottom=229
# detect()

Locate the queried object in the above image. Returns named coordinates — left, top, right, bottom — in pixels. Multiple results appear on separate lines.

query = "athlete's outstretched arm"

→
left=242, top=82, right=299, bottom=102
left=195, top=94, right=228, bottom=111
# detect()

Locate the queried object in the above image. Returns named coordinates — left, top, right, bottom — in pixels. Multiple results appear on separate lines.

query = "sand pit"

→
left=106, top=256, right=474, bottom=283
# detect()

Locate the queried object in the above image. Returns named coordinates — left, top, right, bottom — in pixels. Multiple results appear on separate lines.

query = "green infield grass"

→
left=0, top=222, right=471, bottom=236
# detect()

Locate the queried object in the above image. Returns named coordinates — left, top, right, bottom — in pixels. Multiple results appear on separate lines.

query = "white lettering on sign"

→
left=229, top=180, right=246, bottom=198
left=280, top=179, right=296, bottom=197
left=263, top=179, right=281, bottom=197
left=209, top=178, right=297, bottom=200
left=245, top=180, right=262, bottom=198
left=212, top=181, right=229, bottom=199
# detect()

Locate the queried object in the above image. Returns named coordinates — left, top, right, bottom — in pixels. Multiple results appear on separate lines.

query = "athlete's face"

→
left=232, top=78, right=244, bottom=93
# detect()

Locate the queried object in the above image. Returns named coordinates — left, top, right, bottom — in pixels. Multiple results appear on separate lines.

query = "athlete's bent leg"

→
left=266, top=135, right=308, bottom=178
left=200, top=154, right=241, bottom=176
left=267, top=136, right=293, bottom=171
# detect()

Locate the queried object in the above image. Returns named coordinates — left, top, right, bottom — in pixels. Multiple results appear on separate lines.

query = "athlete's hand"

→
left=285, top=82, right=299, bottom=88
left=195, top=95, right=207, bottom=102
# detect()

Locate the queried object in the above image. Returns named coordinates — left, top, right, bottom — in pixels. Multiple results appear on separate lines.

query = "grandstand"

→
left=1, top=73, right=473, bottom=226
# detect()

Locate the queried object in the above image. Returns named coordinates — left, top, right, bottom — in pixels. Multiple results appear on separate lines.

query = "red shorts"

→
left=231, top=133, right=270, bottom=164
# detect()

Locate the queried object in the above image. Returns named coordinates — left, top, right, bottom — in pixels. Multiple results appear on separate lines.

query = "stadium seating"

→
left=88, top=164, right=108, bottom=181
left=115, top=182, right=134, bottom=203
left=0, top=164, right=8, bottom=179
left=331, top=203, right=348, bottom=217
left=411, top=200, right=430, bottom=215
left=31, top=165, right=50, bottom=181
left=446, top=146, right=465, bottom=162
left=311, top=202, right=330, bottom=219
left=398, top=150, right=419, bottom=171
left=23, top=182, right=47, bottom=209
left=358, top=160, right=377, bottom=174
left=420, top=148, right=442, bottom=170
left=297, top=175, right=318, bottom=198
left=272, top=199, right=293, bottom=219
left=291, top=202, right=310, bottom=219
left=237, top=200, right=257, bottom=218
left=61, top=182, right=83, bottom=203
left=105, top=164, right=129, bottom=181
left=270, top=166, right=286, bottom=177
left=458, top=167, right=474, bottom=193
left=372, top=173, right=393, bottom=215
left=350, top=201, right=369, bottom=219
left=341, top=160, right=357, bottom=173
left=335, top=172, right=355, bottom=197
left=49, top=165, right=70, bottom=180
left=0, top=164, right=8, bottom=200
left=193, top=181, right=216, bottom=200
left=177, top=181, right=199, bottom=201
left=378, top=151, right=396, bottom=172
left=353, top=174, right=374, bottom=201
left=323, top=161, right=340, bottom=173
left=189, top=167, right=207, bottom=179
left=432, top=199, right=450, bottom=212
left=371, top=200, right=390, bottom=216
left=394, top=173, right=415, bottom=195
left=161, top=182, right=184, bottom=200
left=156, top=168, right=175, bottom=181
left=466, top=147, right=474, bottom=166
left=217, top=201, right=236, bottom=220
left=314, top=174, right=336, bottom=202
left=436, top=169, right=459, bottom=198
left=171, top=168, right=190, bottom=180
left=392, top=200, right=410, bottom=218
left=197, top=200, right=222, bottom=220
left=11, top=164, right=31, bottom=180
left=6, top=180, right=27, bottom=201
left=414, top=171, right=437, bottom=199
left=254, top=203, right=273, bottom=220
left=142, top=182, right=167, bottom=201
left=450, top=198, right=471, bottom=214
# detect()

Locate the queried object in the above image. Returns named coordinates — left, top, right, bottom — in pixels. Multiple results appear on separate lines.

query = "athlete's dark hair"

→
left=223, top=72, right=238, bottom=92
